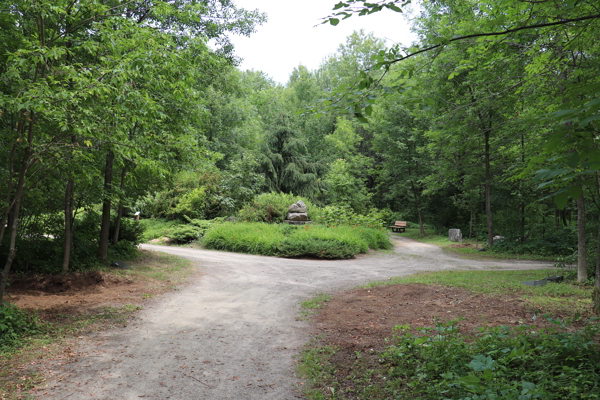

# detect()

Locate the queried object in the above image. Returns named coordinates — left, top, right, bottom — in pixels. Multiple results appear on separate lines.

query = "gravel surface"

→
left=38, top=237, right=552, bottom=399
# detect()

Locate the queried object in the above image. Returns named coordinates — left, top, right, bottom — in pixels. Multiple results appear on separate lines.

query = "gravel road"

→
left=38, top=237, right=552, bottom=399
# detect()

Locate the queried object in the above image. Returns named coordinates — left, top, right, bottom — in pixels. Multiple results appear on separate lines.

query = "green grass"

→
left=366, top=269, right=591, bottom=314
left=298, top=293, right=333, bottom=321
left=203, top=222, right=392, bottom=259
left=301, top=293, right=333, bottom=310
left=395, top=228, right=556, bottom=261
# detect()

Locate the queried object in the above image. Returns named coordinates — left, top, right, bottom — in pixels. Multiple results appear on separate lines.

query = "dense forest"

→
left=1, top=0, right=599, bottom=303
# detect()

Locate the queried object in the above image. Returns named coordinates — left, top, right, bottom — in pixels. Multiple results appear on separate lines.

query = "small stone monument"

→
left=284, top=200, right=312, bottom=225
left=448, top=229, right=462, bottom=242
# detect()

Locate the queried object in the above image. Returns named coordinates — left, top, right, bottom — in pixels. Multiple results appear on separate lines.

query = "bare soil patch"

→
left=6, top=270, right=153, bottom=315
left=312, top=283, right=565, bottom=386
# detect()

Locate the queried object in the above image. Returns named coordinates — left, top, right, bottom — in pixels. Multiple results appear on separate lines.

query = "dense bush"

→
left=139, top=217, right=214, bottom=244
left=134, top=164, right=264, bottom=221
left=168, top=225, right=205, bottom=244
left=0, top=304, right=41, bottom=351
left=316, top=204, right=391, bottom=228
left=492, top=227, right=577, bottom=256
left=203, top=222, right=391, bottom=259
left=237, top=192, right=319, bottom=223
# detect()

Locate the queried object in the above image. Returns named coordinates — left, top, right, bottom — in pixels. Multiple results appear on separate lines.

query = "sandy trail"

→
left=38, top=237, right=552, bottom=399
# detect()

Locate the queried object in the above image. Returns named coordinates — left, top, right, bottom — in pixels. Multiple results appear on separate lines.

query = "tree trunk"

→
left=62, top=177, right=74, bottom=274
left=594, top=215, right=600, bottom=313
left=520, top=132, right=525, bottom=242
left=594, top=175, right=600, bottom=312
left=576, top=192, right=587, bottom=282
left=0, top=143, right=17, bottom=245
left=98, top=150, right=114, bottom=261
left=484, top=126, right=493, bottom=247
left=0, top=116, right=34, bottom=304
left=112, top=165, right=128, bottom=244
left=469, top=206, right=473, bottom=239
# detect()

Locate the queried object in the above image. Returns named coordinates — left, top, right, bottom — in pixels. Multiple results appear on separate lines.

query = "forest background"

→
left=1, top=0, right=600, bottom=303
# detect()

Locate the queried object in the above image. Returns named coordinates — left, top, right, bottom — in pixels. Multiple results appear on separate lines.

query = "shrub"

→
left=203, top=222, right=391, bottom=259
left=168, top=225, right=205, bottom=244
left=493, top=227, right=577, bottom=256
left=110, top=218, right=144, bottom=246
left=0, top=304, right=41, bottom=351
left=238, top=192, right=318, bottom=223
left=316, top=204, right=389, bottom=228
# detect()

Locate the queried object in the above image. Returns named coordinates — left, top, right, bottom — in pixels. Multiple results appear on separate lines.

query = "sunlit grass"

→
left=203, top=222, right=391, bottom=259
left=366, top=269, right=591, bottom=314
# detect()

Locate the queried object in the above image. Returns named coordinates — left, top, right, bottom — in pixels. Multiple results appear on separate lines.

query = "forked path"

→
left=39, top=237, right=551, bottom=399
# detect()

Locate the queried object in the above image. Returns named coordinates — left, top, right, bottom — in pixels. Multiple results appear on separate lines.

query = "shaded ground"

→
left=8, top=236, right=553, bottom=399
left=6, top=271, right=146, bottom=314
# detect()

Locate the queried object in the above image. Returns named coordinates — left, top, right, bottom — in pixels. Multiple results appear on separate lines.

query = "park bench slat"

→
left=388, top=221, right=407, bottom=233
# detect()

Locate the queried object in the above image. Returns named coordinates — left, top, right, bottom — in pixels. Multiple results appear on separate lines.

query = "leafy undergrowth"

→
left=297, top=271, right=600, bottom=400
left=300, top=320, right=600, bottom=400
left=140, top=218, right=216, bottom=244
left=397, top=229, right=557, bottom=261
left=203, top=222, right=392, bottom=259
left=1, top=250, right=196, bottom=399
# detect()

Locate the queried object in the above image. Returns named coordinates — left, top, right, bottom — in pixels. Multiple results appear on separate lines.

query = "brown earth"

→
left=6, top=271, right=154, bottom=316
left=310, top=282, right=571, bottom=397
left=313, top=283, right=554, bottom=351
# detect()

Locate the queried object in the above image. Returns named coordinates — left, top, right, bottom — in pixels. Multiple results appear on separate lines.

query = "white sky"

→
left=230, top=1, right=418, bottom=85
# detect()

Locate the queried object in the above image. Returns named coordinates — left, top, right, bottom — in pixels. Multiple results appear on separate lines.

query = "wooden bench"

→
left=389, top=221, right=407, bottom=233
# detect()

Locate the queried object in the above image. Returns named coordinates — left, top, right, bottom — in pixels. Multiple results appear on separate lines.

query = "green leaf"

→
left=386, top=4, right=403, bottom=13
left=555, top=191, right=569, bottom=210
left=329, top=18, right=340, bottom=26
left=459, top=375, right=481, bottom=385
left=567, top=152, right=579, bottom=167
left=355, top=113, right=369, bottom=123
left=566, top=185, right=582, bottom=199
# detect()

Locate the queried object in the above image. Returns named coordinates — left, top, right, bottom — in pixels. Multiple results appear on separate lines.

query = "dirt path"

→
left=36, top=237, right=552, bottom=399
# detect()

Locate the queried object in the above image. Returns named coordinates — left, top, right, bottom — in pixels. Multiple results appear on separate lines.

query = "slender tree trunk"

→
left=408, top=162, right=424, bottom=235
left=520, top=132, right=525, bottom=242
left=484, top=127, right=493, bottom=247
left=469, top=206, right=473, bottom=239
left=62, top=177, right=74, bottom=274
left=98, top=150, right=114, bottom=261
left=594, top=212, right=600, bottom=312
left=0, top=143, right=17, bottom=245
left=1, top=116, right=35, bottom=304
left=112, top=165, right=128, bottom=244
left=576, top=191, right=587, bottom=282
left=62, top=24, right=76, bottom=274
left=594, top=175, right=600, bottom=312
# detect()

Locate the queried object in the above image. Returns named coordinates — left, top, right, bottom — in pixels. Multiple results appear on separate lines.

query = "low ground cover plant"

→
left=203, top=222, right=391, bottom=259
left=298, top=270, right=600, bottom=400
left=0, top=304, right=42, bottom=352
left=300, top=319, right=600, bottom=400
